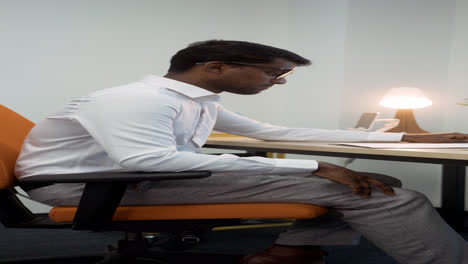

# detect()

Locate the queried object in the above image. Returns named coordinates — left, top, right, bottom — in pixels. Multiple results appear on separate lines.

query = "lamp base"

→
left=385, top=109, right=429, bottom=133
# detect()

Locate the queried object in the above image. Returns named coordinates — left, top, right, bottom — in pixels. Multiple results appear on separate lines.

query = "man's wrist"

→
left=401, top=134, right=420, bottom=142
left=314, top=161, right=339, bottom=177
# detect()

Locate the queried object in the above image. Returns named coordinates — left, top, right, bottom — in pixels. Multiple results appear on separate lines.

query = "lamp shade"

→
left=379, top=87, right=432, bottom=109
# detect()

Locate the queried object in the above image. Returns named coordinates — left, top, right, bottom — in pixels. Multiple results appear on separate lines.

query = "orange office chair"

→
left=0, top=104, right=328, bottom=263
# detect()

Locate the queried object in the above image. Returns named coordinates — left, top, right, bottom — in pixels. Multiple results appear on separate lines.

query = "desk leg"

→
left=244, top=151, right=268, bottom=157
left=441, top=165, right=465, bottom=231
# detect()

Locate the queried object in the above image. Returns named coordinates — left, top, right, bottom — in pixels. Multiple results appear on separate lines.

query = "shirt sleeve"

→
left=214, top=105, right=404, bottom=142
left=74, top=88, right=318, bottom=175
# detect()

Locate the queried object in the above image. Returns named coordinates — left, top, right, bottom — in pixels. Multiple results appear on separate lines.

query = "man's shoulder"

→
left=89, top=82, right=181, bottom=102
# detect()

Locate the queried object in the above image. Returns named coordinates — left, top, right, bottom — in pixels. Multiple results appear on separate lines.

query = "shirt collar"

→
left=142, top=75, right=220, bottom=101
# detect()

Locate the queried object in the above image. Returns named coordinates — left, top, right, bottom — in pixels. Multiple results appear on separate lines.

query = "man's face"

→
left=206, top=58, right=297, bottom=95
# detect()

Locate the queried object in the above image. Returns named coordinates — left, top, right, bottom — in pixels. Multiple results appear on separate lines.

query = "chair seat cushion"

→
left=49, top=203, right=328, bottom=222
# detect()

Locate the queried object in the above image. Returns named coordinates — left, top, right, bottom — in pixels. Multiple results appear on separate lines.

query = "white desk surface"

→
left=205, top=136, right=468, bottom=161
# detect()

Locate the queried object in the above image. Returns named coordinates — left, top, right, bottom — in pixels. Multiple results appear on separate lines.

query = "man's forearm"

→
left=401, top=133, right=468, bottom=143
left=401, top=134, right=429, bottom=142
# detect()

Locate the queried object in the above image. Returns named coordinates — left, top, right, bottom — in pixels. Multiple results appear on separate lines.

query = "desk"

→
left=204, top=136, right=467, bottom=231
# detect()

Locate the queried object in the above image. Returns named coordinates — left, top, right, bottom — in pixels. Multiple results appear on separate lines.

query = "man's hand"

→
left=402, top=133, right=468, bottom=143
left=313, top=161, right=395, bottom=198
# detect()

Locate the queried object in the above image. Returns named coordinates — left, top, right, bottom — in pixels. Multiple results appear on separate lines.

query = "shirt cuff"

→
left=270, top=158, right=319, bottom=174
left=366, top=132, right=404, bottom=141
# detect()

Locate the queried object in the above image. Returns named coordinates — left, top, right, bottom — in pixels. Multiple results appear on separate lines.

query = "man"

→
left=15, top=40, right=468, bottom=264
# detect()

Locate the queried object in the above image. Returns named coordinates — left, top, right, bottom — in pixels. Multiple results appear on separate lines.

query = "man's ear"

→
left=201, top=61, right=226, bottom=74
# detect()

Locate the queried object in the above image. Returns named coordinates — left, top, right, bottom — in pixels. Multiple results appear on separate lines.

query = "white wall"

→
left=445, top=0, right=468, bottom=132
left=2, top=0, right=468, bottom=212
left=340, top=0, right=456, bottom=130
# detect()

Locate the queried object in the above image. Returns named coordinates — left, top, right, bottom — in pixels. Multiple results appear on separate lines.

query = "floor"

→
left=2, top=222, right=466, bottom=264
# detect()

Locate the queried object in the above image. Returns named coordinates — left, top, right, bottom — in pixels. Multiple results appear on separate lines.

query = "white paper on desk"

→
left=334, top=143, right=468, bottom=149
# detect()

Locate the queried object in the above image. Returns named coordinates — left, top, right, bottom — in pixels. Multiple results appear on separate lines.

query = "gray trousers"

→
left=28, top=172, right=468, bottom=264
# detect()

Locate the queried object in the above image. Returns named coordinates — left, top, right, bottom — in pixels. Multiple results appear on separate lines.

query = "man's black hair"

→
left=168, top=40, right=311, bottom=73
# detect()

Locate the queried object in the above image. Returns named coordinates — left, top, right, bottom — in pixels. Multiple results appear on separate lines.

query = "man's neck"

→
left=163, top=73, right=221, bottom=94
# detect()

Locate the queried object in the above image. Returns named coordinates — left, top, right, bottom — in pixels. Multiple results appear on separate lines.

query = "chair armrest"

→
left=18, top=171, right=211, bottom=231
left=19, top=171, right=211, bottom=185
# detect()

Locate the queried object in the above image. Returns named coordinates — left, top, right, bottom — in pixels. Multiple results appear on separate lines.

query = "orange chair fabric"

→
left=49, top=203, right=328, bottom=222
left=0, top=160, right=8, bottom=185
left=0, top=105, right=35, bottom=188
left=0, top=105, right=35, bottom=150
left=0, top=143, right=21, bottom=188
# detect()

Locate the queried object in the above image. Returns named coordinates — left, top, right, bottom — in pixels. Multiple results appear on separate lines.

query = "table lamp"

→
left=378, top=87, right=432, bottom=133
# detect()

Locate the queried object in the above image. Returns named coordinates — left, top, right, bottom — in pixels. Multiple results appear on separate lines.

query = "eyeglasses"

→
left=195, top=61, right=294, bottom=80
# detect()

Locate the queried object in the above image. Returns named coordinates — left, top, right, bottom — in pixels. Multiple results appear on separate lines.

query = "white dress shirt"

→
left=15, top=75, right=403, bottom=179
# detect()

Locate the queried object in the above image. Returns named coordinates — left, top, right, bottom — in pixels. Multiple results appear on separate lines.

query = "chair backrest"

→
left=0, top=105, right=35, bottom=189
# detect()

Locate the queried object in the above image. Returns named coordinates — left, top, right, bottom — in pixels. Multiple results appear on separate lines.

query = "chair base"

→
left=96, top=231, right=244, bottom=264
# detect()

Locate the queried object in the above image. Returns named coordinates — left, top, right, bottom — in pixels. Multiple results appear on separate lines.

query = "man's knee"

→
left=395, top=189, right=431, bottom=208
